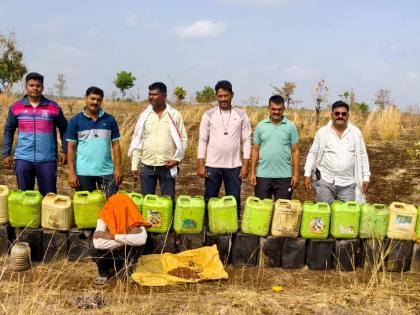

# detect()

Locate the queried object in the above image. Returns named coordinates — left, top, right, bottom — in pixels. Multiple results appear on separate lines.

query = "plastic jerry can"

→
left=359, top=203, right=389, bottom=239
left=415, top=206, right=420, bottom=243
left=73, top=190, right=106, bottom=229
left=387, top=202, right=417, bottom=240
left=208, top=196, right=238, bottom=235
left=41, top=193, right=73, bottom=231
left=271, top=199, right=302, bottom=238
left=330, top=201, right=361, bottom=239
left=241, top=197, right=273, bottom=237
left=127, top=192, right=143, bottom=213
left=174, top=195, right=205, bottom=234
left=300, top=201, right=331, bottom=239
left=8, top=190, right=42, bottom=228
left=0, top=185, right=9, bottom=224
left=142, top=195, right=173, bottom=234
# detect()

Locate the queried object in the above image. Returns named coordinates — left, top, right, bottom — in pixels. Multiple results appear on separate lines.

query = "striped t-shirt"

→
left=66, top=109, right=120, bottom=176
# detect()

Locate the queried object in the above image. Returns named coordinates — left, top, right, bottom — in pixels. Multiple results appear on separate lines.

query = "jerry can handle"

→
left=25, top=191, right=39, bottom=196
left=178, top=195, right=191, bottom=204
left=194, top=195, right=204, bottom=200
left=45, top=192, right=56, bottom=197
left=303, top=201, right=314, bottom=205
left=392, top=202, right=406, bottom=209
left=373, top=204, right=386, bottom=210
left=75, top=191, right=89, bottom=197
left=145, top=194, right=157, bottom=201
left=223, top=196, right=235, bottom=202
left=347, top=201, right=358, bottom=208
left=318, top=202, right=329, bottom=209
left=248, top=197, right=260, bottom=204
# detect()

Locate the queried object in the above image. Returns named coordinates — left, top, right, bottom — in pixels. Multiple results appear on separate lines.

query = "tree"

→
left=0, top=32, right=27, bottom=92
left=54, top=73, right=67, bottom=98
left=113, top=71, right=136, bottom=99
left=195, top=86, right=216, bottom=103
left=356, top=102, right=369, bottom=113
left=272, top=81, right=296, bottom=108
left=241, top=96, right=259, bottom=107
left=173, top=86, right=187, bottom=104
left=313, top=79, right=329, bottom=127
left=374, top=89, right=391, bottom=110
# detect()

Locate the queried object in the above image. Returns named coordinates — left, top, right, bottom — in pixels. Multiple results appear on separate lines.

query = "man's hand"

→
left=249, top=173, right=257, bottom=186
left=240, top=164, right=248, bottom=180
left=93, top=231, right=114, bottom=240
left=3, top=156, right=13, bottom=169
left=304, top=176, right=313, bottom=191
left=197, top=164, right=207, bottom=178
left=132, top=170, right=140, bottom=180
left=58, top=153, right=67, bottom=166
left=291, top=174, right=299, bottom=189
left=164, top=160, right=179, bottom=169
left=68, top=173, right=79, bottom=189
left=114, top=167, right=123, bottom=185
left=362, top=181, right=369, bottom=194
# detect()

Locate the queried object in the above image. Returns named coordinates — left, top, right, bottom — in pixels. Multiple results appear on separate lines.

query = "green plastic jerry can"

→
left=73, top=190, right=106, bottom=229
left=359, top=203, right=389, bottom=239
left=142, top=194, right=173, bottom=233
left=330, top=201, right=361, bottom=239
left=300, top=201, right=331, bottom=239
left=241, top=197, right=273, bottom=237
left=127, top=192, right=143, bottom=213
left=174, top=195, right=205, bottom=234
left=208, top=196, right=238, bottom=235
left=8, top=190, right=42, bottom=228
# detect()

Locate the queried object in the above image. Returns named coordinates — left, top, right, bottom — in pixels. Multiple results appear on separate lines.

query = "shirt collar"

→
left=21, top=95, right=49, bottom=106
left=264, top=116, right=288, bottom=125
left=83, top=108, right=105, bottom=118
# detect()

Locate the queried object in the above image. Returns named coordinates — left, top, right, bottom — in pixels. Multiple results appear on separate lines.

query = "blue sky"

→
left=1, top=0, right=419, bottom=109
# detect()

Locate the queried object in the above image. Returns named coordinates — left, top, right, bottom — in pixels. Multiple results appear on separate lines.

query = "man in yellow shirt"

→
left=128, top=82, right=187, bottom=201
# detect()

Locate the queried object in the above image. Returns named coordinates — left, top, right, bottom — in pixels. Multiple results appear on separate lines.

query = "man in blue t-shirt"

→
left=66, top=87, right=122, bottom=197
left=250, top=95, right=300, bottom=200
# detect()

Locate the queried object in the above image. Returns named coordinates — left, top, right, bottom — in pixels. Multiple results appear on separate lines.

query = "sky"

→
left=1, top=0, right=419, bottom=109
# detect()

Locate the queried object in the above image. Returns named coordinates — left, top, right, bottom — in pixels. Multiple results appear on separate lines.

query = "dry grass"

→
left=376, top=106, right=402, bottom=141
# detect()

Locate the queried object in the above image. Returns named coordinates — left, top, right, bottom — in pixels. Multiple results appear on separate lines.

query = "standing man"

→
left=197, top=80, right=251, bottom=216
left=2, top=72, right=67, bottom=196
left=304, top=101, right=370, bottom=204
left=128, top=82, right=187, bottom=202
left=250, top=95, right=299, bottom=200
left=66, top=87, right=122, bottom=198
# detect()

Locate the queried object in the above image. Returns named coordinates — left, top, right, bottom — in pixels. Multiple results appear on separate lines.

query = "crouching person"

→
left=91, top=193, right=151, bottom=285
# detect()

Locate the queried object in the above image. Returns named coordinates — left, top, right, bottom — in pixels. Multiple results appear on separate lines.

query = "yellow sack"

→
left=131, top=245, right=228, bottom=286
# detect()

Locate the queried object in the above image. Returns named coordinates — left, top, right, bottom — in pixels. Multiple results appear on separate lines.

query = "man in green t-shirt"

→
left=250, top=95, right=300, bottom=200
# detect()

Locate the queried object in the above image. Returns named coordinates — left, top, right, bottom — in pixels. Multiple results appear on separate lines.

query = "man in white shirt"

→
left=304, top=101, right=370, bottom=204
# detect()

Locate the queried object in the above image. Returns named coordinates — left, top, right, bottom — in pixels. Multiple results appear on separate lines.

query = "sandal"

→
left=94, top=276, right=109, bottom=285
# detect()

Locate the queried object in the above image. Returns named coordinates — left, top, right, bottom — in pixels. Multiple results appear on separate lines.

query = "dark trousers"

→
left=77, top=174, right=118, bottom=198
left=91, top=245, right=144, bottom=277
left=204, top=167, right=242, bottom=217
left=14, top=159, right=57, bottom=196
left=140, top=165, right=175, bottom=202
left=255, top=177, right=292, bottom=200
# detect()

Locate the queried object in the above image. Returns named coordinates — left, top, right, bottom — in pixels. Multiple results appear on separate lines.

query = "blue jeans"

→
left=314, top=179, right=356, bottom=204
left=204, top=167, right=242, bottom=217
left=140, top=165, right=175, bottom=202
left=14, top=159, right=57, bottom=196
left=77, top=174, right=118, bottom=198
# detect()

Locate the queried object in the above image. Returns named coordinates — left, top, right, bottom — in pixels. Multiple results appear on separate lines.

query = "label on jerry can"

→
left=309, top=217, right=324, bottom=233
left=148, top=210, right=162, bottom=228
left=395, top=215, right=412, bottom=231
left=339, top=225, right=354, bottom=234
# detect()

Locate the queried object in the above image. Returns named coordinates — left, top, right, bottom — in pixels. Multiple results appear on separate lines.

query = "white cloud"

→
left=407, top=72, right=419, bottom=80
left=282, top=65, right=321, bottom=79
left=124, top=14, right=138, bottom=27
left=174, top=20, right=226, bottom=38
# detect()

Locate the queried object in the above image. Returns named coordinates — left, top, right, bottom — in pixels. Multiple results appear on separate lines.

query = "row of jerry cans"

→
left=300, top=201, right=419, bottom=241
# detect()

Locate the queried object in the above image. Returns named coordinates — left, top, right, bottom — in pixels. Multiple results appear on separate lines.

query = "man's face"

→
left=331, top=106, right=349, bottom=127
left=216, top=88, right=233, bottom=110
left=269, top=102, right=285, bottom=121
left=84, top=93, right=103, bottom=113
left=26, top=79, right=44, bottom=99
left=148, top=89, right=166, bottom=107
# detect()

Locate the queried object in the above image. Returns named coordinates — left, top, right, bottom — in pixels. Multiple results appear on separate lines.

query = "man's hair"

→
left=148, top=82, right=167, bottom=93
left=269, top=94, right=285, bottom=106
left=25, top=72, right=44, bottom=84
left=85, top=86, right=104, bottom=98
left=331, top=100, right=350, bottom=111
left=215, top=80, right=233, bottom=94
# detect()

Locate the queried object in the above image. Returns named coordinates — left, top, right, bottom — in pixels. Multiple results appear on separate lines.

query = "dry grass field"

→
left=0, top=94, right=419, bottom=314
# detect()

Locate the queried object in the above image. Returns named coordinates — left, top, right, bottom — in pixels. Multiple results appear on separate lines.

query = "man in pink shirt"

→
left=197, top=80, right=251, bottom=217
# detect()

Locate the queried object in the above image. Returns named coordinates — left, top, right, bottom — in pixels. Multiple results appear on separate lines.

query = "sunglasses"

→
left=334, top=111, right=347, bottom=117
